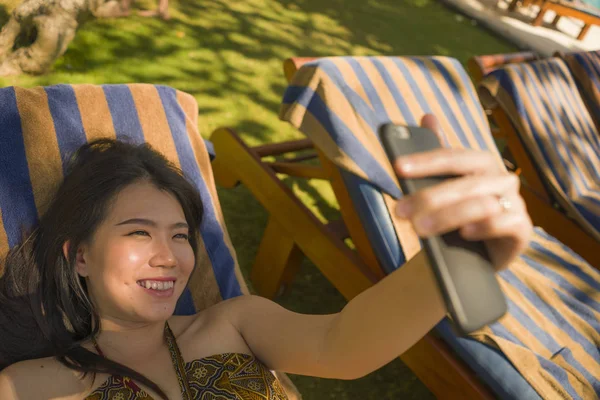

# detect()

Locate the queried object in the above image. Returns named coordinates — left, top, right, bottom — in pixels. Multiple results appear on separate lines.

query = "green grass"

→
left=0, top=0, right=517, bottom=397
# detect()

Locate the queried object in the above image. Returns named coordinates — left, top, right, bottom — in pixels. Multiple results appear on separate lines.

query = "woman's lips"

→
left=136, top=279, right=176, bottom=298
left=137, top=284, right=175, bottom=298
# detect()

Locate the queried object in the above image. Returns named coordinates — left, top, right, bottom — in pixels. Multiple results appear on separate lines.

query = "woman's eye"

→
left=174, top=233, right=189, bottom=240
left=129, top=230, right=150, bottom=237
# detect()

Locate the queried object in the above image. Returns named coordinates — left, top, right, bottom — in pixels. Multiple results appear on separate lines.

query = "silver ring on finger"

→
left=497, top=196, right=512, bottom=213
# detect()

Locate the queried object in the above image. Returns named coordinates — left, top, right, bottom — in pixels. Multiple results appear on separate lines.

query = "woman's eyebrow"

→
left=115, top=218, right=189, bottom=229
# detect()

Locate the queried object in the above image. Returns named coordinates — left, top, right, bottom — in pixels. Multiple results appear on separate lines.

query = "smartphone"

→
left=379, top=123, right=507, bottom=335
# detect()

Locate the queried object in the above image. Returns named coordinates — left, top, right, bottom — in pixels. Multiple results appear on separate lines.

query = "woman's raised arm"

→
left=224, top=250, right=443, bottom=379
left=225, top=115, right=532, bottom=380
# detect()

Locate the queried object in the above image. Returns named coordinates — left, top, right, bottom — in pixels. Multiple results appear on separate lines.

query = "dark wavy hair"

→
left=0, top=139, right=205, bottom=399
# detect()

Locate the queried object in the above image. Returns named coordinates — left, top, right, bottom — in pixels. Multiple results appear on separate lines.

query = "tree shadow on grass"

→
left=0, top=5, right=9, bottom=28
left=1, top=0, right=518, bottom=142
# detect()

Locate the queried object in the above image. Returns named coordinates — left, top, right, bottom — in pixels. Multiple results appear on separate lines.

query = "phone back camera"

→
left=394, top=126, right=411, bottom=139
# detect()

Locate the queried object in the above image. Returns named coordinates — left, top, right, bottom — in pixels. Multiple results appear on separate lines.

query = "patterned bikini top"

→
left=85, top=323, right=288, bottom=400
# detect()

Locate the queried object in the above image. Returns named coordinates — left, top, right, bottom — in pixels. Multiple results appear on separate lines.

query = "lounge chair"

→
left=532, top=0, right=600, bottom=40
left=0, top=83, right=300, bottom=399
left=467, top=51, right=540, bottom=89
left=472, top=56, right=600, bottom=268
left=211, top=55, right=600, bottom=399
left=561, top=50, right=600, bottom=127
left=467, top=51, right=540, bottom=168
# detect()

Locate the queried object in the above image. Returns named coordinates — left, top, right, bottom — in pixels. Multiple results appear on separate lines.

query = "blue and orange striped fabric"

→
left=0, top=84, right=245, bottom=312
left=479, top=58, right=600, bottom=243
left=563, top=50, right=600, bottom=128
left=281, top=56, right=503, bottom=259
left=280, top=56, right=600, bottom=398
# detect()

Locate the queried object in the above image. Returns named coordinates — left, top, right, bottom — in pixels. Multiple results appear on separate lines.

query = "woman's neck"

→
left=92, top=317, right=170, bottom=364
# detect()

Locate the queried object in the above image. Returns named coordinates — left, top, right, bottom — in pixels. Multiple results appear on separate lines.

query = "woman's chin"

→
left=136, top=305, right=177, bottom=323
left=135, top=299, right=181, bottom=321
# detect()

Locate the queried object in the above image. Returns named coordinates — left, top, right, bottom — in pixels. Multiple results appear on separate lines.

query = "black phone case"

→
left=379, top=123, right=507, bottom=335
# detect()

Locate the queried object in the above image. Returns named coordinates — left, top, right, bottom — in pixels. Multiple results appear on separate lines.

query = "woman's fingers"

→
left=459, top=207, right=533, bottom=270
left=459, top=203, right=531, bottom=241
left=394, top=114, right=534, bottom=271
left=409, top=194, right=516, bottom=237
left=395, top=172, right=520, bottom=218
left=393, top=148, right=504, bottom=178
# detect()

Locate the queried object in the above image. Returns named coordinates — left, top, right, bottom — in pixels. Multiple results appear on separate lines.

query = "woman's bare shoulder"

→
left=169, top=296, right=250, bottom=335
left=0, top=357, right=92, bottom=400
left=170, top=296, right=256, bottom=358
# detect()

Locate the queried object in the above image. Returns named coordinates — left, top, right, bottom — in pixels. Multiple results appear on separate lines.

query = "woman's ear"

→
left=63, top=241, right=89, bottom=277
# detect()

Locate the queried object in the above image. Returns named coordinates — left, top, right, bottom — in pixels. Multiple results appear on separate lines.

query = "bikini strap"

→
left=91, top=324, right=190, bottom=399
left=91, top=336, right=147, bottom=396
left=165, top=322, right=193, bottom=400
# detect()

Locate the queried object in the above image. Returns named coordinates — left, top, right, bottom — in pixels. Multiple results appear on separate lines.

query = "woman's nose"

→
left=149, top=240, right=177, bottom=268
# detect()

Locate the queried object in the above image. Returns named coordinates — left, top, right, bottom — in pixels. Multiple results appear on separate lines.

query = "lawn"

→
left=0, top=0, right=517, bottom=397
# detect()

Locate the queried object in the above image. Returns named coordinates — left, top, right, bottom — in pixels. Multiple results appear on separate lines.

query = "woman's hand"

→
left=393, top=114, right=533, bottom=271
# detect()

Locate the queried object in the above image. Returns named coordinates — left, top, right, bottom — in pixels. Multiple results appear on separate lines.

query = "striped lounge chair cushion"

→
left=563, top=50, right=600, bottom=128
left=0, top=84, right=246, bottom=314
left=479, top=58, right=600, bottom=241
left=280, top=56, right=600, bottom=399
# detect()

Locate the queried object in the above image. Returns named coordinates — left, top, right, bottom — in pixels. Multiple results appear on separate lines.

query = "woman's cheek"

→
left=126, top=249, right=143, bottom=264
left=179, top=246, right=195, bottom=275
left=105, top=239, right=144, bottom=271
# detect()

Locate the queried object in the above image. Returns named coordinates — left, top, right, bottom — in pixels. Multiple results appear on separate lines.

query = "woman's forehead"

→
left=107, top=182, right=185, bottom=223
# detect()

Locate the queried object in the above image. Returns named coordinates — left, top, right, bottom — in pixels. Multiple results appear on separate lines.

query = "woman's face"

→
left=76, top=181, right=196, bottom=324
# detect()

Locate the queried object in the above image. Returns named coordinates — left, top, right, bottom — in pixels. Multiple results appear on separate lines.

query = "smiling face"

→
left=74, top=180, right=196, bottom=323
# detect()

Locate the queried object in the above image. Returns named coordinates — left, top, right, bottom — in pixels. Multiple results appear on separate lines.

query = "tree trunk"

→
left=0, top=0, right=126, bottom=76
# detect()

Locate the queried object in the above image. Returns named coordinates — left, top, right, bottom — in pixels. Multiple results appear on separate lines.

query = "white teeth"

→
left=137, top=280, right=174, bottom=291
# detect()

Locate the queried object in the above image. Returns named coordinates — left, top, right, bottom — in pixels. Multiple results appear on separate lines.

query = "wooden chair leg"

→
left=577, top=24, right=591, bottom=40
left=532, top=6, right=547, bottom=26
left=552, top=14, right=561, bottom=26
left=251, top=216, right=304, bottom=299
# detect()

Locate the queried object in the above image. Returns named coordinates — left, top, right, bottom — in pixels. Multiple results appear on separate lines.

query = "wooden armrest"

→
left=253, top=139, right=314, bottom=157
left=283, top=57, right=319, bottom=83
left=468, top=52, right=540, bottom=83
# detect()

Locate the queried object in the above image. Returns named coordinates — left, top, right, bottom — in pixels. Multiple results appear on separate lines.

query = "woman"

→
left=0, top=115, right=533, bottom=400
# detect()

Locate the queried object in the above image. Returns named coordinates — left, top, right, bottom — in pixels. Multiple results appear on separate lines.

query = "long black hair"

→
left=0, top=138, right=205, bottom=399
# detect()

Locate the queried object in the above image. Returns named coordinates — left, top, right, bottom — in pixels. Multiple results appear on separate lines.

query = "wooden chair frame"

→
left=507, top=0, right=545, bottom=12
left=468, top=53, right=600, bottom=268
left=504, top=0, right=597, bottom=40
left=467, top=51, right=540, bottom=142
left=210, top=57, right=503, bottom=399
left=532, top=1, right=600, bottom=40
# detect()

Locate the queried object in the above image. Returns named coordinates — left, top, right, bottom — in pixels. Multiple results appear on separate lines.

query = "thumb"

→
left=420, top=114, right=447, bottom=147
